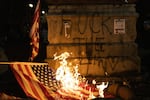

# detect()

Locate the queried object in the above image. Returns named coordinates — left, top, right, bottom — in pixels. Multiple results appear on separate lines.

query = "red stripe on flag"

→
left=29, top=0, right=40, bottom=61
left=10, top=64, right=55, bottom=100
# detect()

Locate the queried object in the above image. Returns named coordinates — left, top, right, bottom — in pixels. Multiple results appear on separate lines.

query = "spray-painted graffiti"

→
left=48, top=15, right=136, bottom=43
left=46, top=42, right=140, bottom=76
left=77, top=56, right=140, bottom=76
left=47, top=15, right=138, bottom=76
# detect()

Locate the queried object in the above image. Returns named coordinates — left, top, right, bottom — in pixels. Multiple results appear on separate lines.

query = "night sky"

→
left=0, top=0, right=26, bottom=38
left=0, top=0, right=48, bottom=61
left=136, top=0, right=150, bottom=48
left=0, top=0, right=47, bottom=41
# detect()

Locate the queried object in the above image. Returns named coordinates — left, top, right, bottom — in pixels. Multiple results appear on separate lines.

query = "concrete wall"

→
left=45, top=4, right=140, bottom=77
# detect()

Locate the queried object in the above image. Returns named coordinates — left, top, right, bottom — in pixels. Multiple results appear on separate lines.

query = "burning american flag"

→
left=10, top=52, right=111, bottom=100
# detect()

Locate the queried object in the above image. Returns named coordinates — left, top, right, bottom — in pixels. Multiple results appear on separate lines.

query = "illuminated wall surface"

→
left=45, top=4, right=140, bottom=77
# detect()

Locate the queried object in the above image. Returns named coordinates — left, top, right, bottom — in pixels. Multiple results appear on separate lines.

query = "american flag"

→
left=9, top=62, right=103, bottom=100
left=29, top=0, right=40, bottom=61
left=10, top=62, right=59, bottom=100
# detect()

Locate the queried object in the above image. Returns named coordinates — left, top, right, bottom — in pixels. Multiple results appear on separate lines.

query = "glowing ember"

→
left=54, top=52, right=108, bottom=99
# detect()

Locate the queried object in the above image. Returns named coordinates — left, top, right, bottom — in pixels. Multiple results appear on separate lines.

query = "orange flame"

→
left=54, top=52, right=108, bottom=99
